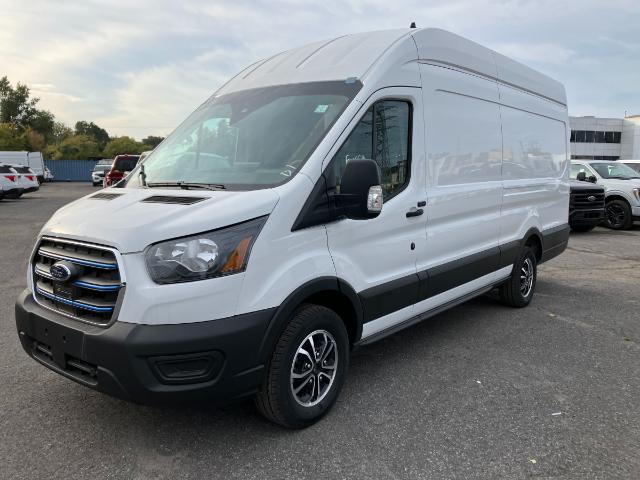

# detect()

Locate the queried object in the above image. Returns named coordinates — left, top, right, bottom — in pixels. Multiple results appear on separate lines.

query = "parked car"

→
left=9, top=165, right=40, bottom=194
left=43, top=166, right=54, bottom=182
left=15, top=28, right=570, bottom=428
left=621, top=159, right=640, bottom=174
left=103, top=154, right=140, bottom=187
left=91, top=159, right=114, bottom=186
left=569, top=180, right=605, bottom=232
left=0, top=164, right=24, bottom=198
left=570, top=160, right=640, bottom=229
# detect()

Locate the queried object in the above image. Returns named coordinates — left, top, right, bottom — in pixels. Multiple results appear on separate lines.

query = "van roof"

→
left=216, top=28, right=566, bottom=106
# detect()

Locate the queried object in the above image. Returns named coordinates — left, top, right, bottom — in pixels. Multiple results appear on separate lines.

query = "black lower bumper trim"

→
left=569, top=208, right=604, bottom=227
left=15, top=290, right=275, bottom=405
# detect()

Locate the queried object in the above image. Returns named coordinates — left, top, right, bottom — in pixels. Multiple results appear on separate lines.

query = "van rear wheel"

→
left=500, top=246, right=537, bottom=308
left=255, top=304, right=349, bottom=429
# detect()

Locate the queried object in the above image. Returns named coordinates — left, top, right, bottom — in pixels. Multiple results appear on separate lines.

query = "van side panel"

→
left=418, top=64, right=503, bottom=273
left=498, top=83, right=570, bottom=250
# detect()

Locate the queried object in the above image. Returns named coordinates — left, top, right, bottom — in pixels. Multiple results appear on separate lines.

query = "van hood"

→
left=41, top=187, right=280, bottom=253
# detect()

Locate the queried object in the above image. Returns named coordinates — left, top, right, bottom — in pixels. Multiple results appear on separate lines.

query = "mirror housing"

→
left=588, top=175, right=597, bottom=183
left=576, top=171, right=587, bottom=182
left=338, top=159, right=383, bottom=220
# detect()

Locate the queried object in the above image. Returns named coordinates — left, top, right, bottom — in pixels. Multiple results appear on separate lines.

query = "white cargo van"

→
left=0, top=151, right=45, bottom=183
left=15, top=28, right=569, bottom=428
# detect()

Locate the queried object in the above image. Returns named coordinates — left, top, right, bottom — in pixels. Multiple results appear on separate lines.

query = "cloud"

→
left=1, top=0, right=639, bottom=137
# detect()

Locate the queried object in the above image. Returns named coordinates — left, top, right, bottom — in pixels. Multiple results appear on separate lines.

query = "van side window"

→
left=330, top=100, right=411, bottom=199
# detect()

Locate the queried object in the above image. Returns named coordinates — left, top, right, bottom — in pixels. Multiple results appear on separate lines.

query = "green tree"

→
left=0, top=76, right=40, bottom=128
left=53, top=134, right=101, bottom=160
left=52, top=121, right=73, bottom=143
left=141, top=135, right=164, bottom=149
left=75, top=120, right=110, bottom=147
left=30, top=109, right=56, bottom=142
left=103, top=136, right=144, bottom=157
left=0, top=122, right=26, bottom=150
left=24, top=128, right=46, bottom=152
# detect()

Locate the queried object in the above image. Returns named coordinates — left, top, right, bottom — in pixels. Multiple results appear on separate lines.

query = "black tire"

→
left=604, top=199, right=632, bottom=230
left=255, top=304, right=349, bottom=429
left=570, top=224, right=596, bottom=232
left=499, top=246, right=537, bottom=308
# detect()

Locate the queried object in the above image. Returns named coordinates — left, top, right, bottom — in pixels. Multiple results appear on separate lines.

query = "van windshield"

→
left=123, top=81, right=361, bottom=190
left=590, top=162, right=640, bottom=179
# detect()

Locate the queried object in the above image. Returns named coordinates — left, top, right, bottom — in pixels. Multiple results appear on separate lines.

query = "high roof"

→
left=216, top=28, right=566, bottom=106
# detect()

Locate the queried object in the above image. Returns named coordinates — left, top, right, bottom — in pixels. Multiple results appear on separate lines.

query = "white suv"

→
left=570, top=160, right=640, bottom=229
left=0, top=164, right=24, bottom=199
left=9, top=164, right=40, bottom=194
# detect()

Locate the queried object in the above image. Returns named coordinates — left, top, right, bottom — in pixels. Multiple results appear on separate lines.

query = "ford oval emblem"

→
left=587, top=195, right=596, bottom=202
left=49, top=261, right=75, bottom=282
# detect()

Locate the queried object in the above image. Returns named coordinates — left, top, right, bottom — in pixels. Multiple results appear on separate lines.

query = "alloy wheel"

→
left=520, top=257, right=534, bottom=298
left=290, top=330, right=338, bottom=407
left=605, top=203, right=626, bottom=228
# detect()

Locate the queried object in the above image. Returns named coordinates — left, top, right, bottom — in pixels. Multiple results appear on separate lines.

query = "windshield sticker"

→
left=314, top=104, right=329, bottom=113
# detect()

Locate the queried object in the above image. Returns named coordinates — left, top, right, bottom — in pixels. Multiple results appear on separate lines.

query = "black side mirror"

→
left=576, top=171, right=587, bottom=182
left=338, top=159, right=383, bottom=220
left=588, top=175, right=597, bottom=183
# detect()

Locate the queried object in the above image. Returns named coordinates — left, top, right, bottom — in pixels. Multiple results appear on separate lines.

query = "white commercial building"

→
left=569, top=115, right=640, bottom=160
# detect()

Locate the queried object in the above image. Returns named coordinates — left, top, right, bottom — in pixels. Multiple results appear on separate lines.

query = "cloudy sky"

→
left=1, top=0, right=639, bottom=138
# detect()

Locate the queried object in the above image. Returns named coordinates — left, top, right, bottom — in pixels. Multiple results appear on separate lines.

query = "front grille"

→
left=32, top=237, right=123, bottom=326
left=570, top=189, right=605, bottom=208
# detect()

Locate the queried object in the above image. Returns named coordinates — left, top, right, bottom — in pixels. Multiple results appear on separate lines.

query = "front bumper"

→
left=24, top=186, right=39, bottom=193
left=569, top=207, right=604, bottom=227
left=15, top=289, right=274, bottom=404
left=633, top=205, right=640, bottom=221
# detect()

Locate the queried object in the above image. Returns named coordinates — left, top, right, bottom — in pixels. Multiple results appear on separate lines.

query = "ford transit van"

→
left=15, top=28, right=570, bottom=428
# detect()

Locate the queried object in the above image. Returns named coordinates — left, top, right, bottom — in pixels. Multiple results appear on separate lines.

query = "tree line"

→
left=0, top=76, right=164, bottom=159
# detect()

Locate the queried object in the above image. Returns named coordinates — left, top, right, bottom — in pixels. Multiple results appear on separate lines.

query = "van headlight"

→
left=633, top=188, right=640, bottom=202
left=145, top=216, right=266, bottom=284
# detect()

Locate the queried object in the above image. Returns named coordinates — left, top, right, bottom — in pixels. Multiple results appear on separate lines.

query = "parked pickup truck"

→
left=569, top=179, right=605, bottom=232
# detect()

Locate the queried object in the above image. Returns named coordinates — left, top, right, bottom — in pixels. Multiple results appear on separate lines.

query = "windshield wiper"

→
left=146, top=182, right=226, bottom=191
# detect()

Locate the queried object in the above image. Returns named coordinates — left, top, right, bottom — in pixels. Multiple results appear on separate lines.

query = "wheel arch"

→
left=605, top=193, right=632, bottom=206
left=522, top=227, right=543, bottom=262
left=256, top=277, right=363, bottom=364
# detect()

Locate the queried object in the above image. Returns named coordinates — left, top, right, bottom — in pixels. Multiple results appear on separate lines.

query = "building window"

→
left=569, top=130, right=622, bottom=144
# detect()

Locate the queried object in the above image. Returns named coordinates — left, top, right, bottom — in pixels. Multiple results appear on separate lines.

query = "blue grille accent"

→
left=72, top=280, right=121, bottom=292
left=36, top=287, right=114, bottom=313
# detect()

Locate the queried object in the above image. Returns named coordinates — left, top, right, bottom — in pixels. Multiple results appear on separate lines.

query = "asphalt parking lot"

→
left=1, top=183, right=639, bottom=479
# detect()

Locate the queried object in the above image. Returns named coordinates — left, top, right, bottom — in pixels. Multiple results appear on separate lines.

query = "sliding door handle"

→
left=406, top=208, right=424, bottom=218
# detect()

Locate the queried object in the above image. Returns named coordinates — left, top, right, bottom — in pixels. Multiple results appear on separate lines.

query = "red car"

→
left=103, top=154, right=140, bottom=187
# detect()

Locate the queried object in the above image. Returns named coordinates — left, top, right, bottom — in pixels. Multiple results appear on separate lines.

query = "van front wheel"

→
left=255, top=304, right=349, bottom=429
left=499, top=246, right=537, bottom=308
